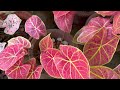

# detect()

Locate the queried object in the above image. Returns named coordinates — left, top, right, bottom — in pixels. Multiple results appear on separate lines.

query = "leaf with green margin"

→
left=90, top=66, right=120, bottom=79
left=83, top=28, right=119, bottom=66
left=39, top=33, right=53, bottom=52
left=73, top=16, right=112, bottom=44
left=53, top=45, right=90, bottom=79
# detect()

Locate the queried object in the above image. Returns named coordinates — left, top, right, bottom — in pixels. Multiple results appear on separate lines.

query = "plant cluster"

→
left=0, top=11, right=120, bottom=79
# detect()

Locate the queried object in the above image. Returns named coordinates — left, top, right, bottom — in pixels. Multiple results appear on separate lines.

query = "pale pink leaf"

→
left=39, top=33, right=53, bottom=52
left=40, top=48, right=61, bottom=78
left=0, top=42, right=6, bottom=53
left=26, top=58, right=43, bottom=79
left=54, top=45, right=90, bottom=79
left=7, top=36, right=31, bottom=48
left=0, top=44, right=26, bottom=71
left=75, top=16, right=112, bottom=44
left=25, top=15, right=47, bottom=39
left=2, top=14, right=22, bottom=35
left=5, top=57, right=31, bottom=79
left=53, top=11, right=75, bottom=33
left=90, top=66, right=120, bottom=79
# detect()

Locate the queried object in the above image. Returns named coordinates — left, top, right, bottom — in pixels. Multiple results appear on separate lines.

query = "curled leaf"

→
left=0, top=44, right=26, bottom=71
left=2, top=14, right=22, bottom=35
left=5, top=57, right=31, bottom=79
left=40, top=48, right=61, bottom=78
left=54, top=45, right=90, bottom=79
left=39, top=33, right=53, bottom=52
left=90, top=66, right=120, bottom=79
left=0, top=42, right=6, bottom=53
left=25, top=15, right=47, bottom=39
left=7, top=36, right=31, bottom=48
left=26, top=58, right=43, bottom=79
left=53, top=11, right=75, bottom=33
left=74, top=16, right=112, bottom=44
left=83, top=28, right=119, bottom=66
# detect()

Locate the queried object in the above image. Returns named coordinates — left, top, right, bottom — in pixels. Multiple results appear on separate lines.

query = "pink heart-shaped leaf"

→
left=0, top=44, right=26, bottom=71
left=25, top=15, right=47, bottom=39
left=2, top=14, right=22, bottom=35
left=39, top=33, right=53, bottom=52
left=74, top=16, right=112, bottom=44
left=7, top=36, right=31, bottom=49
left=5, top=57, right=31, bottom=79
left=26, top=58, right=43, bottom=79
left=53, top=11, right=75, bottom=33
left=95, top=11, right=117, bottom=17
left=40, top=48, right=61, bottom=78
left=83, top=28, right=119, bottom=66
left=90, top=66, right=120, bottom=79
left=54, top=45, right=90, bottom=79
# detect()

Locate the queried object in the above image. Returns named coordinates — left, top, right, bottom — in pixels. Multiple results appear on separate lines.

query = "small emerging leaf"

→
left=90, top=66, right=119, bottom=79
left=83, top=28, right=119, bottom=66
left=39, top=33, right=53, bottom=52
left=27, top=58, right=43, bottom=79
left=53, top=11, right=75, bottom=33
left=54, top=45, right=90, bottom=79
left=40, top=48, right=61, bottom=78
left=2, top=14, right=22, bottom=35
left=0, top=44, right=26, bottom=71
left=7, top=36, right=31, bottom=49
left=5, top=57, right=31, bottom=79
left=25, top=15, right=46, bottom=39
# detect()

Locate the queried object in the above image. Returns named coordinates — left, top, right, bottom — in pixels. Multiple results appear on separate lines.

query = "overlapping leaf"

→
left=0, top=42, right=6, bottom=53
left=25, top=15, right=46, bottom=39
left=74, top=16, right=112, bottom=44
left=95, top=11, right=117, bottom=17
left=53, top=45, right=90, bottom=79
left=113, top=12, right=120, bottom=35
left=83, top=28, right=119, bottom=66
left=2, top=14, right=22, bottom=35
left=90, top=66, right=120, bottom=79
left=39, top=33, right=53, bottom=52
left=5, top=57, right=31, bottom=79
left=0, top=44, right=26, bottom=71
left=113, top=64, right=120, bottom=76
left=40, top=48, right=61, bottom=78
left=26, top=58, right=43, bottom=79
left=53, top=11, right=75, bottom=33
left=7, top=36, right=31, bottom=49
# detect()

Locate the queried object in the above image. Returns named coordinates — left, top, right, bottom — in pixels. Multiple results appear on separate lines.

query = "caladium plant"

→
left=0, top=11, right=120, bottom=79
